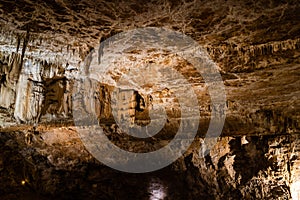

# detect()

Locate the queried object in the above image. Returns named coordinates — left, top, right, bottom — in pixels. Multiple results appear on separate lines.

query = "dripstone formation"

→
left=0, top=0, right=299, bottom=199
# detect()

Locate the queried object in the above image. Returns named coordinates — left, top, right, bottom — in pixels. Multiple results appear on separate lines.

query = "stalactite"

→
left=98, top=36, right=105, bottom=64
left=205, top=38, right=300, bottom=72
left=19, top=28, right=30, bottom=76
left=98, top=32, right=119, bottom=64
left=83, top=48, right=95, bottom=76
left=16, top=34, right=21, bottom=53
left=206, top=38, right=300, bottom=59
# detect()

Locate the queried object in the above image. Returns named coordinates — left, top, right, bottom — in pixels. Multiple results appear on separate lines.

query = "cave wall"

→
left=0, top=129, right=299, bottom=199
left=0, top=52, right=21, bottom=109
left=0, top=52, right=72, bottom=124
left=0, top=0, right=299, bottom=199
left=185, top=134, right=300, bottom=199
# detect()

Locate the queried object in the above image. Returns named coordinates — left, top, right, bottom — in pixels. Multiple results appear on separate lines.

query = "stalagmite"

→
left=0, top=1, right=299, bottom=199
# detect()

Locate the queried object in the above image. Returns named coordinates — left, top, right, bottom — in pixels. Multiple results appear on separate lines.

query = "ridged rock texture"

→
left=0, top=0, right=299, bottom=199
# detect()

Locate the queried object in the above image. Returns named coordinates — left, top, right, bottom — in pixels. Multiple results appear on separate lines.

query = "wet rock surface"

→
left=0, top=128, right=299, bottom=199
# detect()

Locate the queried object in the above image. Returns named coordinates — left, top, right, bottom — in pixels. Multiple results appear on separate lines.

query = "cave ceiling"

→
left=0, top=0, right=299, bottom=134
left=1, top=0, right=299, bottom=61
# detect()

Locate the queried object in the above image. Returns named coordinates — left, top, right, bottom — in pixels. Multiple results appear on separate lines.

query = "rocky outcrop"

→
left=0, top=128, right=299, bottom=199
left=184, top=134, right=300, bottom=199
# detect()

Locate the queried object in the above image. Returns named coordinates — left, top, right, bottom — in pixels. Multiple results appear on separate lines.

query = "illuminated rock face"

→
left=0, top=53, right=21, bottom=109
left=0, top=128, right=299, bottom=199
left=0, top=53, right=70, bottom=124
left=0, top=0, right=299, bottom=199
left=186, top=135, right=300, bottom=199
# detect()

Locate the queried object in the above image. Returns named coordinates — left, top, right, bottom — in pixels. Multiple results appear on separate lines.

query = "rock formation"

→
left=0, top=0, right=299, bottom=199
